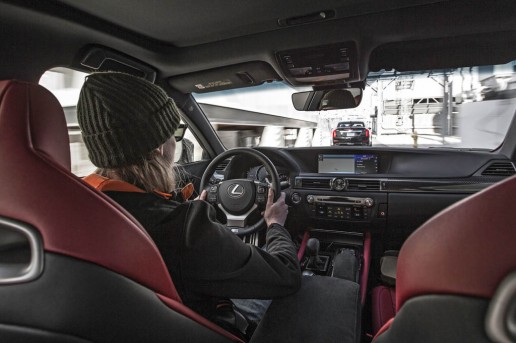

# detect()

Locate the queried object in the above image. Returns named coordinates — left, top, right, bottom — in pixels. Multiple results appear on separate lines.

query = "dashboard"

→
left=247, top=165, right=290, bottom=184
left=220, top=146, right=515, bottom=247
left=234, top=146, right=512, bottom=191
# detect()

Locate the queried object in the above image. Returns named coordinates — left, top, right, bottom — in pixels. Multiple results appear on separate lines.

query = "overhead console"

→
left=277, top=42, right=360, bottom=86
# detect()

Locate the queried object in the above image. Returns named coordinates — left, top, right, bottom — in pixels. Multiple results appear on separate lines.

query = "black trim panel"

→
left=294, top=176, right=498, bottom=193
left=380, top=179, right=494, bottom=193
left=0, top=253, right=232, bottom=343
left=0, top=323, right=90, bottom=343
left=374, top=295, right=490, bottom=343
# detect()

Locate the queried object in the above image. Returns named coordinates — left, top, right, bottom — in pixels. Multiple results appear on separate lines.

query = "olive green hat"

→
left=77, top=72, right=181, bottom=168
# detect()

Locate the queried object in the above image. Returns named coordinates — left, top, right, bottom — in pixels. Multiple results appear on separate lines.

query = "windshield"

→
left=338, top=122, right=365, bottom=128
left=194, top=61, right=516, bottom=150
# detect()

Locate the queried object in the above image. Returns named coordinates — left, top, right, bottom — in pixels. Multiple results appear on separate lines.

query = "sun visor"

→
left=78, top=46, right=157, bottom=82
left=168, top=61, right=281, bottom=93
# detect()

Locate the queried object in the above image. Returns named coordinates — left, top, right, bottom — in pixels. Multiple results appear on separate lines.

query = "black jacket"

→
left=104, top=191, right=301, bottom=318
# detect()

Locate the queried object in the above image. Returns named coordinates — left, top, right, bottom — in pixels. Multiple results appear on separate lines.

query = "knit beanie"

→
left=77, top=72, right=181, bottom=168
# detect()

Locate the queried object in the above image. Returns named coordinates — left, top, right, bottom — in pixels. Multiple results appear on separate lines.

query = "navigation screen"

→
left=318, top=154, right=378, bottom=174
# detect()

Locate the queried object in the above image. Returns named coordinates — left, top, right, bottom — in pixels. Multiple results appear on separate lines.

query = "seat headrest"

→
left=0, top=80, right=71, bottom=171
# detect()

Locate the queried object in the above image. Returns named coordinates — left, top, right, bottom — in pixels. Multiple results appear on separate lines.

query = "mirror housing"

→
left=292, top=87, right=362, bottom=111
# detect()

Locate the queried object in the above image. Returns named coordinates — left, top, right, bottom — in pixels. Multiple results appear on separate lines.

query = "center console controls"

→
left=306, top=195, right=374, bottom=220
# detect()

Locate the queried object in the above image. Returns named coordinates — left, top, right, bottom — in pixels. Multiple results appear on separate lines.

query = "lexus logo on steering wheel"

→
left=227, top=183, right=245, bottom=198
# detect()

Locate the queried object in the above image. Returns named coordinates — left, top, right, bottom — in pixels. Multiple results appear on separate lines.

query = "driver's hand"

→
left=194, top=189, right=207, bottom=201
left=264, top=189, right=288, bottom=227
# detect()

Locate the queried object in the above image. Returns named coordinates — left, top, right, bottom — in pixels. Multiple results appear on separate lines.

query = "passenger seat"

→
left=371, top=251, right=398, bottom=334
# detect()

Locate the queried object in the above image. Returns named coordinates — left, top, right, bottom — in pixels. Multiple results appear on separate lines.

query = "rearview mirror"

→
left=292, top=88, right=362, bottom=111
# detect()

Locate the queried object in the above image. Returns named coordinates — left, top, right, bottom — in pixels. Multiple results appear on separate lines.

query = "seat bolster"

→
left=372, top=286, right=396, bottom=335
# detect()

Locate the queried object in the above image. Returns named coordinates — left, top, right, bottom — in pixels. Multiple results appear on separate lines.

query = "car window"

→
left=337, top=122, right=365, bottom=128
left=194, top=60, right=516, bottom=150
left=39, top=68, right=206, bottom=176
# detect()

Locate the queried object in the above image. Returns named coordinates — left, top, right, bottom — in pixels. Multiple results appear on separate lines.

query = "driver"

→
left=77, top=72, right=301, bottom=338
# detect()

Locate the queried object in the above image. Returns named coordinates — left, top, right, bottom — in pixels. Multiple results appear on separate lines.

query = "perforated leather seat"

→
left=0, top=80, right=242, bottom=342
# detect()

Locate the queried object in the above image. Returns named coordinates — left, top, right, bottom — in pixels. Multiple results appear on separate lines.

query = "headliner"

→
left=0, top=0, right=515, bottom=83
left=54, top=0, right=447, bottom=47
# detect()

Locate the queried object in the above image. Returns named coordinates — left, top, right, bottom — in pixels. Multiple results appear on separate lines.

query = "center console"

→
left=302, top=237, right=360, bottom=283
left=289, top=173, right=383, bottom=308
left=252, top=218, right=364, bottom=342
left=252, top=232, right=363, bottom=343
left=290, top=152, right=387, bottom=230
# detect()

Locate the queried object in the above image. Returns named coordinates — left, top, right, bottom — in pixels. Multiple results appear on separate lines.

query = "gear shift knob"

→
left=305, top=238, right=320, bottom=258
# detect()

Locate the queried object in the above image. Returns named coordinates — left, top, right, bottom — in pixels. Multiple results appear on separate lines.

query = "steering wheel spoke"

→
left=206, top=184, right=220, bottom=204
left=219, top=203, right=259, bottom=229
left=254, top=181, right=269, bottom=210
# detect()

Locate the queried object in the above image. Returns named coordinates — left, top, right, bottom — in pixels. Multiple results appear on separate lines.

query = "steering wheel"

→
left=200, top=148, right=281, bottom=236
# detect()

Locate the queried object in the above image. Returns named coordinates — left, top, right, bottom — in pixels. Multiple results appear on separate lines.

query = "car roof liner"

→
left=369, top=31, right=516, bottom=72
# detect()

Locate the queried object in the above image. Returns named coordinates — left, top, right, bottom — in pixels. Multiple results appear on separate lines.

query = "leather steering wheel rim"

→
left=200, top=148, right=281, bottom=236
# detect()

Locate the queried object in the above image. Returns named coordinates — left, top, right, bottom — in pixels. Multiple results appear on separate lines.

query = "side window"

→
left=40, top=68, right=206, bottom=176
left=40, top=68, right=95, bottom=176
left=174, top=125, right=206, bottom=164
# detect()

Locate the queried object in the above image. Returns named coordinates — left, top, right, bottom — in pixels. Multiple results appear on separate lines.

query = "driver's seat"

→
left=0, top=80, right=242, bottom=341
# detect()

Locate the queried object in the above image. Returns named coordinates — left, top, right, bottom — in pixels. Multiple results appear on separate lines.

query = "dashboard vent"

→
left=481, top=162, right=515, bottom=176
left=347, top=179, right=381, bottom=191
left=301, top=178, right=331, bottom=189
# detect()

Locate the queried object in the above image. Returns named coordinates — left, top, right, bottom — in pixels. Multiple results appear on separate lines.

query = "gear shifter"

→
left=302, top=238, right=319, bottom=276
left=306, top=238, right=321, bottom=263
left=304, top=238, right=329, bottom=273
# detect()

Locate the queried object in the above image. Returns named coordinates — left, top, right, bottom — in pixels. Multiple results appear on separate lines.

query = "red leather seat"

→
left=0, top=80, right=242, bottom=342
left=373, top=174, right=516, bottom=342
left=371, top=285, right=395, bottom=335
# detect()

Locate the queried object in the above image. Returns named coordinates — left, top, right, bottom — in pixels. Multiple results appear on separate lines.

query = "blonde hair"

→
left=96, top=150, right=176, bottom=193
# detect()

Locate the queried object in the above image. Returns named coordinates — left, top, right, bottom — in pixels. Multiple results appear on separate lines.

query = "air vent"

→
left=301, top=178, right=331, bottom=189
left=347, top=179, right=381, bottom=191
left=481, top=162, right=515, bottom=176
